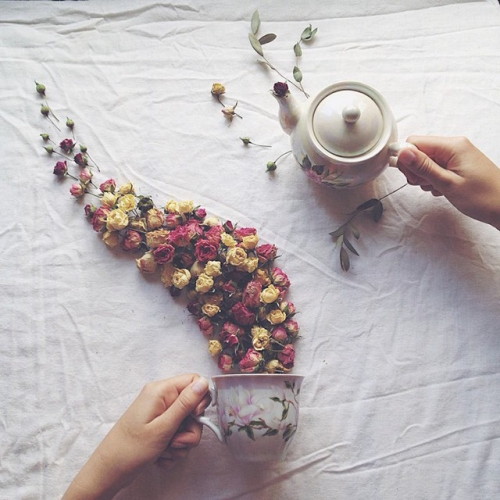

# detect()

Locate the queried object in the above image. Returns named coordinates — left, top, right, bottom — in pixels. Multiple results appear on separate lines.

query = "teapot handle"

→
left=388, top=142, right=419, bottom=167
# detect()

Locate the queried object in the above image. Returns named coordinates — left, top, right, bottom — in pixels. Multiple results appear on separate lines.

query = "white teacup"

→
left=196, top=374, right=304, bottom=463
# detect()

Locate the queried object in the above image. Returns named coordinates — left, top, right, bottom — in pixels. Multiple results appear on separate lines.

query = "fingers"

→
left=153, top=377, right=209, bottom=438
left=397, top=147, right=456, bottom=191
left=169, top=417, right=203, bottom=449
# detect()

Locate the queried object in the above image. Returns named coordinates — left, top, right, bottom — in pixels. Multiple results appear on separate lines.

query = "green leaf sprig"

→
left=248, top=10, right=317, bottom=98
left=330, top=184, right=407, bottom=271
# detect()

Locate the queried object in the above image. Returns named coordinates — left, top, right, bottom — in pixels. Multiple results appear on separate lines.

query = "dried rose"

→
left=218, top=353, right=233, bottom=372
left=172, top=268, right=191, bottom=289
left=145, top=229, right=170, bottom=249
left=165, top=213, right=181, bottom=229
left=146, top=208, right=165, bottom=230
left=226, top=246, right=247, bottom=267
left=117, top=194, right=136, bottom=212
left=271, top=326, right=288, bottom=343
left=74, top=153, right=87, bottom=166
left=152, top=244, right=175, bottom=264
left=278, top=344, right=295, bottom=369
left=284, top=319, right=299, bottom=337
left=233, top=227, right=256, bottom=240
left=241, top=234, right=259, bottom=250
left=260, top=284, right=280, bottom=304
left=231, top=302, right=255, bottom=326
left=195, top=273, right=214, bottom=294
left=194, top=207, right=207, bottom=219
left=201, top=303, right=220, bottom=317
left=121, top=230, right=143, bottom=251
left=53, top=160, right=67, bottom=176
left=79, top=168, right=92, bottom=184
left=204, top=261, right=221, bottom=277
left=99, top=178, right=116, bottom=193
left=255, top=243, right=278, bottom=264
left=211, top=83, right=226, bottom=96
left=272, top=267, right=290, bottom=288
left=70, top=183, right=85, bottom=198
left=178, top=200, right=194, bottom=214
left=265, top=359, right=286, bottom=374
left=195, top=239, right=218, bottom=263
left=221, top=232, right=237, bottom=247
left=242, top=280, right=262, bottom=309
left=118, top=183, right=134, bottom=195
left=59, top=138, right=75, bottom=153
left=102, top=230, right=120, bottom=248
left=160, top=262, right=175, bottom=286
left=91, top=206, right=110, bottom=232
left=168, top=225, right=191, bottom=247
left=208, top=340, right=223, bottom=356
left=101, top=192, right=117, bottom=208
left=198, top=316, right=214, bottom=336
left=238, top=349, right=263, bottom=373
left=267, top=308, right=287, bottom=325
left=106, top=208, right=129, bottom=231
left=273, top=82, right=289, bottom=97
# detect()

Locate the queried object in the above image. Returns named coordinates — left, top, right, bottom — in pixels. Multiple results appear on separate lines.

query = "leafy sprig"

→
left=330, top=184, right=407, bottom=271
left=248, top=10, right=317, bottom=98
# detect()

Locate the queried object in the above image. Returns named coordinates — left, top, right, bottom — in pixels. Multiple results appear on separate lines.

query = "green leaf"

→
left=293, top=66, right=303, bottom=83
left=343, top=236, right=359, bottom=256
left=293, top=42, right=302, bottom=57
left=340, top=246, right=350, bottom=271
left=356, top=198, right=379, bottom=212
left=281, top=406, right=289, bottom=420
left=371, top=200, right=384, bottom=222
left=251, top=10, right=260, bottom=35
left=259, top=33, right=277, bottom=45
left=263, top=429, right=279, bottom=437
left=300, top=25, right=312, bottom=41
left=248, top=33, right=264, bottom=56
left=270, top=396, right=282, bottom=402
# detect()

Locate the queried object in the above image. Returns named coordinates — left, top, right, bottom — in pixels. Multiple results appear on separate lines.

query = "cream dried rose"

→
left=145, top=229, right=170, bottom=249
left=241, top=257, right=258, bottom=273
left=146, top=208, right=165, bottom=230
left=160, top=262, right=175, bottom=286
left=106, top=208, right=129, bottom=231
left=208, top=340, right=223, bottom=356
left=118, top=182, right=134, bottom=195
left=221, top=232, right=237, bottom=247
left=190, top=260, right=205, bottom=278
left=195, top=273, right=214, bottom=293
left=165, top=200, right=179, bottom=213
left=202, top=303, right=220, bottom=317
left=172, top=268, right=191, bottom=289
left=102, top=230, right=120, bottom=248
left=260, top=284, right=280, bottom=304
left=102, top=192, right=117, bottom=208
left=117, top=193, right=136, bottom=212
left=178, top=200, right=194, bottom=214
left=241, top=234, right=259, bottom=250
left=267, top=309, right=287, bottom=325
left=204, top=261, right=222, bottom=277
left=226, top=246, right=247, bottom=266
left=135, top=252, right=157, bottom=273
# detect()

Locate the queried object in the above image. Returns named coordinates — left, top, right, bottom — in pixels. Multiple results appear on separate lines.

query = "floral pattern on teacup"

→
left=218, top=381, right=300, bottom=442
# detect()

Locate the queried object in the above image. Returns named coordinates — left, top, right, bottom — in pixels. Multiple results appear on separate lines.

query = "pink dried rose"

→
left=204, top=225, right=224, bottom=245
left=194, top=239, right=218, bottom=262
left=272, top=267, right=290, bottom=288
left=121, top=230, right=143, bottom=251
left=242, top=280, right=263, bottom=309
left=233, top=227, right=256, bottom=240
left=79, top=168, right=92, bottom=184
left=91, top=206, right=110, bottom=232
left=221, top=321, right=244, bottom=338
left=231, top=302, right=255, bottom=326
left=84, top=204, right=96, bottom=218
left=152, top=244, right=175, bottom=264
left=70, top=183, right=85, bottom=198
left=194, top=207, right=207, bottom=219
left=185, top=219, right=204, bottom=239
left=74, top=152, right=87, bottom=166
left=175, top=250, right=195, bottom=268
left=238, top=348, right=263, bottom=373
left=53, top=160, right=68, bottom=176
left=165, top=213, right=181, bottom=229
left=197, top=316, right=214, bottom=336
left=271, top=325, right=288, bottom=343
left=99, top=178, right=116, bottom=193
left=280, top=301, right=296, bottom=315
left=278, top=344, right=295, bottom=369
left=218, top=353, right=234, bottom=372
left=284, top=319, right=299, bottom=337
left=168, top=225, right=191, bottom=247
left=255, top=243, right=278, bottom=264
left=59, top=138, right=75, bottom=153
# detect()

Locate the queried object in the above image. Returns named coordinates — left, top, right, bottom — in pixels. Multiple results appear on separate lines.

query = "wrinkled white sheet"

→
left=1, top=1, right=499, bottom=499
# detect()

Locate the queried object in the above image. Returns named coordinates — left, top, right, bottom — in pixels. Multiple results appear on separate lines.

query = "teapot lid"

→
left=312, top=88, right=384, bottom=157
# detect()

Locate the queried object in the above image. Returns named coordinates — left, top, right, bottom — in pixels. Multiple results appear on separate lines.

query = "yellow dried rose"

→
left=204, top=261, right=222, bottom=277
left=136, top=252, right=157, bottom=273
left=208, top=340, right=223, bottom=356
left=160, top=262, right=175, bottom=286
left=129, top=217, right=147, bottom=232
left=265, top=360, right=287, bottom=374
left=106, top=208, right=129, bottom=231
left=102, top=230, right=120, bottom=248
left=118, top=182, right=134, bottom=195
left=117, top=193, right=136, bottom=212
left=146, top=208, right=165, bottom=230
left=267, top=309, right=287, bottom=325
left=211, top=83, right=226, bottom=96
left=221, top=232, right=237, bottom=247
left=204, top=216, right=220, bottom=227
left=195, top=273, right=214, bottom=294
left=241, top=234, right=259, bottom=250
left=226, top=246, right=247, bottom=266
left=190, top=260, right=205, bottom=278
left=260, top=284, right=280, bottom=304
left=145, top=229, right=170, bottom=249
left=102, top=192, right=117, bottom=208
left=165, top=200, right=179, bottom=213
left=172, top=268, right=191, bottom=289
left=241, top=257, right=258, bottom=273
left=202, top=303, right=220, bottom=317
left=178, top=200, right=194, bottom=214
left=255, top=268, right=271, bottom=286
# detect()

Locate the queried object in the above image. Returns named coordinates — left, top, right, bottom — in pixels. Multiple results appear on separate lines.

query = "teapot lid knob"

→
left=342, top=106, right=360, bottom=123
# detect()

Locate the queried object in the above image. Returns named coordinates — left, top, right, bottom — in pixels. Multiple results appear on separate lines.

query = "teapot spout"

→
left=274, top=90, right=301, bottom=136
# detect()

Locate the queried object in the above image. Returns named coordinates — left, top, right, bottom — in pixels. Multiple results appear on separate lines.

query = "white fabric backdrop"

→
left=1, top=1, right=499, bottom=499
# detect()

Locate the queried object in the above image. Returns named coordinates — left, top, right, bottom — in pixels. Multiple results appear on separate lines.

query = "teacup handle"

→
left=192, top=381, right=224, bottom=443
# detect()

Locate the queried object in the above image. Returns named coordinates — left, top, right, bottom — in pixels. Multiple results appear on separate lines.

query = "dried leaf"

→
left=356, top=198, right=379, bottom=212
left=343, top=236, right=359, bottom=256
left=350, top=223, right=360, bottom=240
left=248, top=33, right=264, bottom=56
left=371, top=200, right=384, bottom=222
left=340, top=246, right=350, bottom=271
left=300, top=25, right=312, bottom=41
left=251, top=10, right=260, bottom=35
left=263, top=429, right=279, bottom=437
left=293, top=42, right=302, bottom=57
left=293, top=65, right=303, bottom=83
left=259, top=33, right=277, bottom=45
left=329, top=225, right=345, bottom=240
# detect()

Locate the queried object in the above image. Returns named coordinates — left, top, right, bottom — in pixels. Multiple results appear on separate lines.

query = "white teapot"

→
left=274, top=81, right=406, bottom=188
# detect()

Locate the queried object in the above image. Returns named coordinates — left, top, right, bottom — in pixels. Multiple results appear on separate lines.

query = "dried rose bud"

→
left=59, top=138, right=75, bottom=153
left=79, top=144, right=88, bottom=153
left=74, top=153, right=87, bottom=166
left=66, top=117, right=74, bottom=129
left=223, top=220, right=234, bottom=233
left=44, top=146, right=54, bottom=154
left=266, top=161, right=277, bottom=172
left=40, top=104, right=50, bottom=116
left=99, top=178, right=116, bottom=193
left=137, top=196, right=154, bottom=213
left=40, top=133, right=50, bottom=142
left=79, top=168, right=92, bottom=184
left=84, top=204, right=97, bottom=218
left=70, top=183, right=85, bottom=198
left=35, top=82, right=46, bottom=95
left=240, top=137, right=251, bottom=145
left=53, top=160, right=68, bottom=176
left=211, top=82, right=226, bottom=96
left=273, top=82, right=289, bottom=97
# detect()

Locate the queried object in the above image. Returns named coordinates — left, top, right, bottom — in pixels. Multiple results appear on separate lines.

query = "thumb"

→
left=154, top=377, right=209, bottom=437
left=398, top=147, right=455, bottom=189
